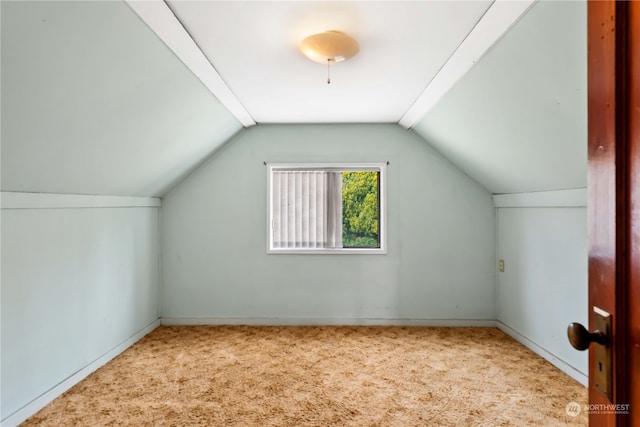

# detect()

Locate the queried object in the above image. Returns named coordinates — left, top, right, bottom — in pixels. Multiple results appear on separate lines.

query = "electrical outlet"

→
left=499, top=259, right=505, bottom=272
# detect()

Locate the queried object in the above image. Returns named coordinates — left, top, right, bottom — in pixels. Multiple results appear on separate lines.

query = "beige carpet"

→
left=22, top=326, right=588, bottom=426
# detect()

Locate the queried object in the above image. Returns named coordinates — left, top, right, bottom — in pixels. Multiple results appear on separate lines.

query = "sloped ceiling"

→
left=129, top=0, right=534, bottom=126
left=1, top=1, right=241, bottom=197
left=411, top=0, right=587, bottom=194
left=1, top=0, right=586, bottom=198
left=163, top=0, right=493, bottom=123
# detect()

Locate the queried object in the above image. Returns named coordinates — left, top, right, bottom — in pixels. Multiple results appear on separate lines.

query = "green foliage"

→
left=342, top=172, right=379, bottom=248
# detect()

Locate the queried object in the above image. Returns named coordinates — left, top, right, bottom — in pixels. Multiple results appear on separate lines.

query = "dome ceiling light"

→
left=299, top=30, right=359, bottom=84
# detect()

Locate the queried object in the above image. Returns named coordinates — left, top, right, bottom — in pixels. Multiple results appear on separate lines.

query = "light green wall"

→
left=413, top=0, right=587, bottom=194
left=161, top=124, right=496, bottom=322
left=1, top=205, right=159, bottom=421
left=497, top=206, right=588, bottom=376
left=1, top=1, right=241, bottom=197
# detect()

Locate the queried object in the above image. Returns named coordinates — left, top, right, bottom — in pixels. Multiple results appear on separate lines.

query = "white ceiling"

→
left=165, top=1, right=492, bottom=124
left=131, top=0, right=521, bottom=125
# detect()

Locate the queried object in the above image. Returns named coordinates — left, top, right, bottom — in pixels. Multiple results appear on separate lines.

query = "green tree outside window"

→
left=342, top=171, right=379, bottom=248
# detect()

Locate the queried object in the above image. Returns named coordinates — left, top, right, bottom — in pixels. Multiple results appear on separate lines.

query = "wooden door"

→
left=628, top=2, right=640, bottom=426
left=587, top=0, right=639, bottom=425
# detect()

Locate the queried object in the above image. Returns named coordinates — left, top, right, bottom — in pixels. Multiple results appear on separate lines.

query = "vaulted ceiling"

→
left=163, top=0, right=494, bottom=124
left=128, top=0, right=536, bottom=127
left=0, top=0, right=586, bottom=197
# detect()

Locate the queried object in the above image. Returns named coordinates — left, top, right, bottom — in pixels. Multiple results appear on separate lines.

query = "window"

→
left=267, top=163, right=386, bottom=254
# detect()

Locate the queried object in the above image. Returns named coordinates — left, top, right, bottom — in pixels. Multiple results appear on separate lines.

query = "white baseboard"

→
left=497, top=321, right=588, bottom=386
left=161, top=317, right=498, bottom=327
left=1, top=319, right=161, bottom=427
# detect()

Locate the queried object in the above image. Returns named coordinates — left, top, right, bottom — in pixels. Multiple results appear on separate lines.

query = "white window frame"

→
left=267, top=162, right=387, bottom=255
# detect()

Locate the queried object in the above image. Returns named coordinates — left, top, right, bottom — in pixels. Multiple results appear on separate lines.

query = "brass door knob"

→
left=567, top=322, right=607, bottom=350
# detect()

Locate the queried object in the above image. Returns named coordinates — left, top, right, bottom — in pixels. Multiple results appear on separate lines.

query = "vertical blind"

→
left=272, top=171, right=343, bottom=248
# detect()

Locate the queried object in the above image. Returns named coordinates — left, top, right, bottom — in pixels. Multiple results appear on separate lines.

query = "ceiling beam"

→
left=126, top=0, right=256, bottom=127
left=399, top=0, right=536, bottom=130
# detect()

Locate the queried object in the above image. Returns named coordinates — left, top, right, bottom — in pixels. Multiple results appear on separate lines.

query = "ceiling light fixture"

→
left=299, top=30, right=359, bottom=84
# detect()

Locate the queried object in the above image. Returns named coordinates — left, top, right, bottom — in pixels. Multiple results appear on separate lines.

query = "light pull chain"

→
left=327, top=59, right=332, bottom=84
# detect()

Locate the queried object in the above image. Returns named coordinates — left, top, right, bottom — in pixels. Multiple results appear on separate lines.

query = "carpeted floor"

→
left=22, top=326, right=587, bottom=426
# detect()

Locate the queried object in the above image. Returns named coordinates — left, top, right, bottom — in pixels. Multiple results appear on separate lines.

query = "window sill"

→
left=267, top=248, right=386, bottom=255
